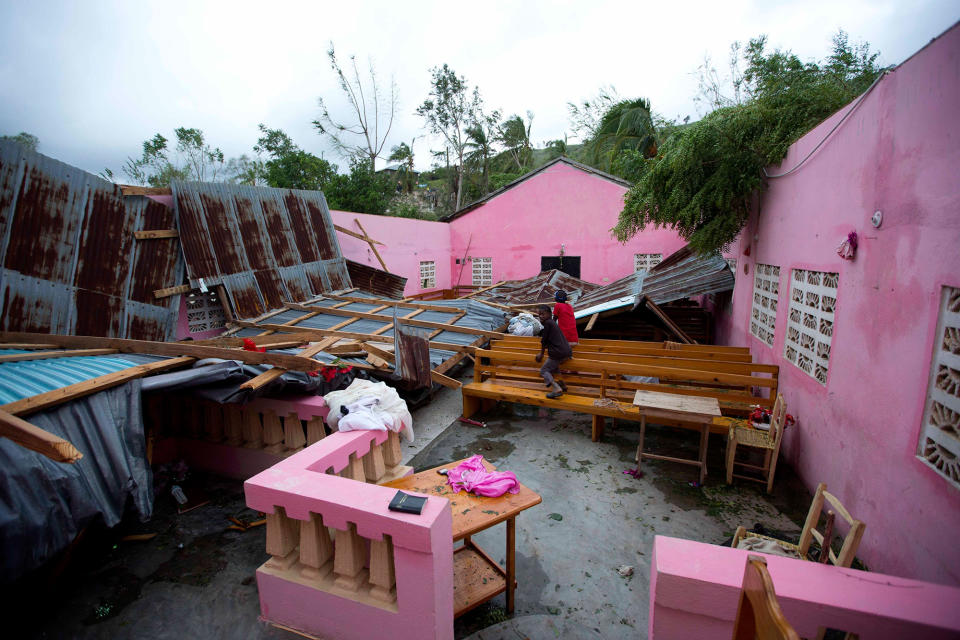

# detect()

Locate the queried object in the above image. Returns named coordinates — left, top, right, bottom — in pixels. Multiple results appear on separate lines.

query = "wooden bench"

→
left=462, top=348, right=778, bottom=442
left=491, top=336, right=753, bottom=362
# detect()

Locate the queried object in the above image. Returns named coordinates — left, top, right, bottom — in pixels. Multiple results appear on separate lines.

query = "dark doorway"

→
left=541, top=256, right=581, bottom=278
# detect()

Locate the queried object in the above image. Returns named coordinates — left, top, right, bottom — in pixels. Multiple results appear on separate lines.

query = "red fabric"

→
left=553, top=302, right=578, bottom=344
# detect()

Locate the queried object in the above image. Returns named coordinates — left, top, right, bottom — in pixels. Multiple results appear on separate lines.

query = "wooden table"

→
left=382, top=458, right=542, bottom=616
left=632, top=389, right=722, bottom=485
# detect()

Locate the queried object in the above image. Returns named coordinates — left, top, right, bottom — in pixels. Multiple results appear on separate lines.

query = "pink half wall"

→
left=330, top=210, right=452, bottom=296
left=713, top=25, right=960, bottom=585
left=448, top=161, right=688, bottom=287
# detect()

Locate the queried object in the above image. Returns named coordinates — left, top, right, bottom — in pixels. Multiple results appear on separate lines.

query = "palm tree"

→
left=584, top=98, right=658, bottom=172
left=388, top=139, right=416, bottom=193
left=497, top=113, right=533, bottom=171
left=465, top=116, right=497, bottom=195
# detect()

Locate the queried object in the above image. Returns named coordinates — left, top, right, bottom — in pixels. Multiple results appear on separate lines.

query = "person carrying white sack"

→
left=324, top=378, right=415, bottom=442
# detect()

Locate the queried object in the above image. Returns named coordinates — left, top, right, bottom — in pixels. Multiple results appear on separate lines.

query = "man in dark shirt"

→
left=535, top=304, right=572, bottom=398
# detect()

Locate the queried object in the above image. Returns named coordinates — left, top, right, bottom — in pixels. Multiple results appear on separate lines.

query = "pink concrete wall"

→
left=448, top=161, right=688, bottom=287
left=649, top=536, right=960, bottom=639
left=713, top=25, right=960, bottom=585
left=330, top=210, right=453, bottom=295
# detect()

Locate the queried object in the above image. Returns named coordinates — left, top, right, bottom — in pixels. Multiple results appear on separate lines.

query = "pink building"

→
left=332, top=158, right=690, bottom=295
left=712, top=24, right=960, bottom=585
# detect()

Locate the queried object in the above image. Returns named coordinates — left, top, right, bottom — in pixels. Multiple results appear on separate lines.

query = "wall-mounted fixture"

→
left=871, top=210, right=883, bottom=228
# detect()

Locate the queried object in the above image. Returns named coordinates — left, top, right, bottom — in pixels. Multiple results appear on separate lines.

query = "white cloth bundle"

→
left=324, top=378, right=415, bottom=442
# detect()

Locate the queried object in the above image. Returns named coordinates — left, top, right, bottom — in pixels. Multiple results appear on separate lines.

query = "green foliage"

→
left=489, top=172, right=522, bottom=191
left=121, top=127, right=224, bottom=187
left=614, top=31, right=882, bottom=254
left=582, top=98, right=657, bottom=174
left=255, top=124, right=336, bottom=191
left=1, top=131, right=39, bottom=151
left=497, top=112, right=533, bottom=171
left=389, top=141, right=417, bottom=193
left=324, top=159, right=394, bottom=215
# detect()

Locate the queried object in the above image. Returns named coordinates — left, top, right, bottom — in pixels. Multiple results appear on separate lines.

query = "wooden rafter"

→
left=281, top=302, right=503, bottom=339
left=0, top=332, right=324, bottom=372
left=0, top=349, right=120, bottom=363
left=0, top=409, right=83, bottom=463
left=231, top=321, right=475, bottom=353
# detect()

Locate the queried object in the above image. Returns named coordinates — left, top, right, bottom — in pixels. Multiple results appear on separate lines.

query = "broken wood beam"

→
left=430, top=370, right=462, bottom=389
left=120, top=185, right=172, bottom=196
left=354, top=218, right=389, bottom=272
left=585, top=313, right=599, bottom=332
left=134, top=229, right=179, bottom=240
left=360, top=343, right=396, bottom=363
left=0, top=332, right=323, bottom=372
left=154, top=284, right=192, bottom=299
left=239, top=338, right=339, bottom=392
left=0, top=349, right=120, bottom=363
left=0, top=409, right=83, bottom=463
left=321, top=294, right=459, bottom=314
left=282, top=302, right=503, bottom=339
left=333, top=224, right=386, bottom=245
left=231, top=322, right=475, bottom=353
left=1, top=356, right=196, bottom=417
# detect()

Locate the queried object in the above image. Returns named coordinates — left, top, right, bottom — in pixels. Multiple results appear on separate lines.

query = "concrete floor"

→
left=7, top=375, right=815, bottom=640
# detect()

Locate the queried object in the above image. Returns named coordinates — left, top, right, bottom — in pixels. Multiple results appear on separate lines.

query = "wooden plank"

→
left=462, top=281, right=505, bottom=299
left=0, top=349, right=119, bottom=363
left=361, top=343, right=396, bottom=363
left=134, top=229, right=179, bottom=240
left=238, top=338, right=339, bottom=392
left=120, top=185, right=172, bottom=196
left=632, top=389, right=721, bottom=418
left=281, top=302, right=503, bottom=339
left=322, top=294, right=459, bottom=314
left=154, top=284, right=191, bottom=299
left=333, top=224, right=386, bottom=245
left=354, top=218, right=389, bottom=272
left=0, top=409, right=83, bottom=463
left=2, top=356, right=195, bottom=417
left=0, top=332, right=323, bottom=372
left=233, top=322, right=475, bottom=353
left=0, top=343, right=62, bottom=350
left=431, top=370, right=462, bottom=389
left=585, top=313, right=599, bottom=332
left=645, top=297, right=695, bottom=344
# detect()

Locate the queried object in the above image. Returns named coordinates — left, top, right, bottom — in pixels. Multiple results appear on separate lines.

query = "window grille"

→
left=750, top=264, right=780, bottom=347
left=419, top=260, right=436, bottom=289
left=918, top=286, right=960, bottom=488
left=634, top=253, right=663, bottom=273
left=784, top=269, right=838, bottom=385
left=185, top=289, right=226, bottom=333
left=472, top=257, right=492, bottom=286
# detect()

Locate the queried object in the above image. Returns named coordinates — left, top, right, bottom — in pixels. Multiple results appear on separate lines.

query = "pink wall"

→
left=713, top=25, right=960, bottom=585
left=448, top=161, right=688, bottom=287
left=330, top=210, right=452, bottom=295
left=649, top=536, right=960, bottom=639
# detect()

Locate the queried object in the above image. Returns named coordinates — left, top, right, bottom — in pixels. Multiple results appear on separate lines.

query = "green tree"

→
left=120, top=127, right=224, bottom=187
left=614, top=31, right=883, bottom=254
left=324, top=159, right=394, bottom=214
left=464, top=109, right=500, bottom=197
left=388, top=140, right=417, bottom=194
left=255, top=124, right=336, bottom=191
left=313, top=43, right=397, bottom=170
left=497, top=112, right=533, bottom=171
left=567, top=86, right=619, bottom=140
left=417, top=64, right=484, bottom=211
left=582, top=98, right=658, bottom=174
left=1, top=131, right=39, bottom=152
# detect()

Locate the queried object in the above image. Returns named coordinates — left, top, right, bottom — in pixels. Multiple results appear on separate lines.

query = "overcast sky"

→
left=1, top=1, right=957, bottom=177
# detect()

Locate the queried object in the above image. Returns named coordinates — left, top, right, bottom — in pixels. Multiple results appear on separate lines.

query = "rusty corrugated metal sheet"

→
left=472, top=270, right=601, bottom=306
left=572, top=271, right=645, bottom=313
left=0, top=141, right=184, bottom=340
left=641, top=247, right=734, bottom=304
left=346, top=260, right=406, bottom=299
left=172, top=182, right=351, bottom=319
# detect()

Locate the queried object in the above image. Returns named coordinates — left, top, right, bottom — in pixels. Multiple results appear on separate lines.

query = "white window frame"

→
left=918, top=286, right=960, bottom=489
left=472, top=257, right=492, bottom=287
left=750, top=264, right=780, bottom=347
left=784, top=268, right=838, bottom=385
left=419, top=260, right=436, bottom=289
left=634, top=253, right=662, bottom=273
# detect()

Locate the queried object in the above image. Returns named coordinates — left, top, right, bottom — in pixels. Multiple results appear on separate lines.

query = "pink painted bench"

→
left=245, top=429, right=453, bottom=640
left=649, top=536, right=960, bottom=639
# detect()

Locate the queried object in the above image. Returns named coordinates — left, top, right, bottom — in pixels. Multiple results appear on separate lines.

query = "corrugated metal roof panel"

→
left=172, top=182, right=352, bottom=320
left=0, top=353, right=164, bottom=404
left=345, top=260, right=407, bottom=300
left=471, top=269, right=601, bottom=307
left=641, top=249, right=734, bottom=304
left=0, top=142, right=183, bottom=340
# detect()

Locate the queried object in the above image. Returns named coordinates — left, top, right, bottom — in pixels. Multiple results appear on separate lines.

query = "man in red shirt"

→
left=553, top=290, right=579, bottom=346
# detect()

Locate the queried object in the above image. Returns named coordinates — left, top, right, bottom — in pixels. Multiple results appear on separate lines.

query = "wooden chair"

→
left=732, top=555, right=800, bottom=640
left=726, top=393, right=787, bottom=493
left=732, top=482, right=866, bottom=568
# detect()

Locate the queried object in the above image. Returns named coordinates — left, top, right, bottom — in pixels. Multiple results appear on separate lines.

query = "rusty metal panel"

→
left=641, top=247, right=734, bottom=304
left=0, top=142, right=183, bottom=339
left=172, top=182, right=352, bottom=320
left=473, top=269, right=601, bottom=306
left=573, top=272, right=644, bottom=313
left=346, top=259, right=406, bottom=299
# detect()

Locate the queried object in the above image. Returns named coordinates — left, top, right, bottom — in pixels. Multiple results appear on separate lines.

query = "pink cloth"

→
left=446, top=455, right=520, bottom=497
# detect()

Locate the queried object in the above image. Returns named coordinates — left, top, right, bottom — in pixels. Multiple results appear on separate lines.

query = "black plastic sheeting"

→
left=0, top=381, right=151, bottom=583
